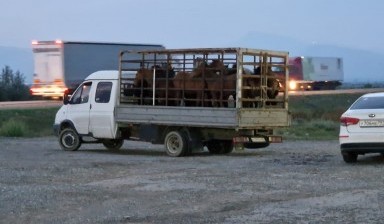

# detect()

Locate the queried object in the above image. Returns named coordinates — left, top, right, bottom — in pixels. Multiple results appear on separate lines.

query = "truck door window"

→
left=71, top=82, right=92, bottom=104
left=95, top=82, right=112, bottom=103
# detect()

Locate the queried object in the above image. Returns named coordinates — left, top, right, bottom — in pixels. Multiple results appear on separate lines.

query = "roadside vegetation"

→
left=0, top=107, right=58, bottom=137
left=277, top=93, right=362, bottom=140
left=0, top=93, right=363, bottom=139
left=0, top=65, right=31, bottom=101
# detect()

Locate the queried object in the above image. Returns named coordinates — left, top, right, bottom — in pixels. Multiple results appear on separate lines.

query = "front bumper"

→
left=53, top=124, right=60, bottom=136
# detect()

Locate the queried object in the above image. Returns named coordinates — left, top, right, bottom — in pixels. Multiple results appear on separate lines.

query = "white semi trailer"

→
left=30, top=40, right=165, bottom=98
left=278, top=56, right=344, bottom=90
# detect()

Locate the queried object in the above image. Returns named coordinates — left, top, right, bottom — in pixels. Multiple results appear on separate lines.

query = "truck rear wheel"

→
left=164, top=131, right=188, bottom=157
left=103, top=139, right=124, bottom=151
left=59, top=128, right=81, bottom=151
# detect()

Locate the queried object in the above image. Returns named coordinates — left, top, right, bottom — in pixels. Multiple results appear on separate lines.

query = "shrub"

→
left=0, top=66, right=31, bottom=101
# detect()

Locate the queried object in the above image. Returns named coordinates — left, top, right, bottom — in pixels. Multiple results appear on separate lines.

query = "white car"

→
left=339, top=92, right=384, bottom=163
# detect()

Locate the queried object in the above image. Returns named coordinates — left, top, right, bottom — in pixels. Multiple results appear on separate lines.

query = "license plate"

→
left=359, top=119, right=384, bottom=127
left=251, top=137, right=266, bottom=143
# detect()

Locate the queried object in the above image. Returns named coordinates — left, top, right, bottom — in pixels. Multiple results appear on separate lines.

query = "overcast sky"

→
left=1, top=0, right=383, bottom=54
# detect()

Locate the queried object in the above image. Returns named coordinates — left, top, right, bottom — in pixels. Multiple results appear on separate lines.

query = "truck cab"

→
left=54, top=71, right=123, bottom=151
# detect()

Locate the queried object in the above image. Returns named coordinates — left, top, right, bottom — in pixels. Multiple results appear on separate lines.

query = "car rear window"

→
left=350, top=96, right=384, bottom=109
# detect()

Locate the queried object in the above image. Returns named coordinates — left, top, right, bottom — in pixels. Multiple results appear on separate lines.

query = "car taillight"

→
left=340, top=117, right=360, bottom=126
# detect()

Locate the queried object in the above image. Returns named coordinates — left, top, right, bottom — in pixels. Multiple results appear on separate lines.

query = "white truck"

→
left=53, top=48, right=290, bottom=157
left=276, top=56, right=344, bottom=90
left=30, top=40, right=165, bottom=98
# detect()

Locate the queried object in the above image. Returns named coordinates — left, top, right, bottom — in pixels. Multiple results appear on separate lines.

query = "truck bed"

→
left=115, top=105, right=289, bottom=129
left=116, top=48, right=290, bottom=130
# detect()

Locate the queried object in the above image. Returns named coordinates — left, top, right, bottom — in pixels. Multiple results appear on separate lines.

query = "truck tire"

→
left=342, top=152, right=358, bottom=163
left=206, top=140, right=233, bottom=154
left=164, top=131, right=188, bottom=157
left=103, top=139, right=124, bottom=151
left=59, top=128, right=81, bottom=151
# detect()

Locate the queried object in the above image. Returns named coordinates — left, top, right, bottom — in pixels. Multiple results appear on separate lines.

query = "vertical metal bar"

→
left=153, top=53, right=157, bottom=106
left=220, top=52, right=224, bottom=107
left=118, top=51, right=124, bottom=105
left=237, top=49, right=243, bottom=109
left=165, top=53, right=170, bottom=106
left=152, top=66, right=156, bottom=106
left=285, top=54, right=289, bottom=110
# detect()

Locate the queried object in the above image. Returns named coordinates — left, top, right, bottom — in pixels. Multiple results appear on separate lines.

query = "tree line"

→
left=0, top=65, right=30, bottom=101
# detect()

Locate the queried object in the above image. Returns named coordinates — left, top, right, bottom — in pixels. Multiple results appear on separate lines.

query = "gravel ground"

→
left=1, top=137, right=384, bottom=224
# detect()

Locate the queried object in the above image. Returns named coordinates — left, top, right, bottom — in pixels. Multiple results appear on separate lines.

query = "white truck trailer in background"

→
left=277, top=56, right=344, bottom=90
left=30, top=40, right=165, bottom=98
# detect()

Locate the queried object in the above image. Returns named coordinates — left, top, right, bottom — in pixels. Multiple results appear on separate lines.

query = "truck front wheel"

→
left=164, top=131, right=188, bottom=157
left=103, top=139, right=124, bottom=151
left=59, top=128, right=81, bottom=151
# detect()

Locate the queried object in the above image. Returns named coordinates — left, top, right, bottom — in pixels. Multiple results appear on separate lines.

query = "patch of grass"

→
left=278, top=119, right=340, bottom=140
left=0, top=119, right=28, bottom=137
left=288, top=93, right=361, bottom=122
left=281, top=93, right=363, bottom=140
left=0, top=107, right=59, bottom=137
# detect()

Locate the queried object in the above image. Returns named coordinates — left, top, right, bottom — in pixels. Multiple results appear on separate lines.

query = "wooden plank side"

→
left=115, top=106, right=238, bottom=128
left=238, top=109, right=290, bottom=128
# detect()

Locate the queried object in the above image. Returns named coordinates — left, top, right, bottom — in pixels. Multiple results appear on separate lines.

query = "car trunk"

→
left=346, top=109, right=384, bottom=133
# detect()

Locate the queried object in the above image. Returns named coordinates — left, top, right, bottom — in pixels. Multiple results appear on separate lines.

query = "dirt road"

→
left=1, top=137, right=383, bottom=223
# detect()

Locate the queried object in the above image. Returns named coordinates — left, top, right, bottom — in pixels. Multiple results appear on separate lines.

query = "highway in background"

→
left=289, top=88, right=384, bottom=96
left=1, top=88, right=384, bottom=110
left=0, top=100, right=62, bottom=110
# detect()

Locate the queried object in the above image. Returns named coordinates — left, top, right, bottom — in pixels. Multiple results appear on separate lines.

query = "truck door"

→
left=89, top=81, right=116, bottom=139
left=67, top=82, right=93, bottom=135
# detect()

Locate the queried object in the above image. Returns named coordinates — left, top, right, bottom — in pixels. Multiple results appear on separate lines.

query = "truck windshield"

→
left=71, top=82, right=92, bottom=104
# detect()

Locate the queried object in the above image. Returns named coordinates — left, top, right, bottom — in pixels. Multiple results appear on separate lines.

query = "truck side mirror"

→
left=63, top=94, right=71, bottom=105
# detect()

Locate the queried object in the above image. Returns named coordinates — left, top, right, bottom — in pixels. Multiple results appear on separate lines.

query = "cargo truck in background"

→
left=53, top=48, right=290, bottom=157
left=276, top=56, right=344, bottom=91
left=30, top=40, right=165, bottom=99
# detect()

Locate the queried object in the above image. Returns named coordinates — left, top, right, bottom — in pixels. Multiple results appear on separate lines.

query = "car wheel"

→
left=103, top=139, right=124, bottom=151
left=342, top=152, right=358, bottom=163
left=59, top=128, right=81, bottom=151
left=164, top=131, right=188, bottom=157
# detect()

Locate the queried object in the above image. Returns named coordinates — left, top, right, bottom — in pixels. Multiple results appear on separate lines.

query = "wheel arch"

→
left=58, top=120, right=77, bottom=133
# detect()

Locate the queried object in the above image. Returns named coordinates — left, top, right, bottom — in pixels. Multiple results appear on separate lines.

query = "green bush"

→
left=0, top=119, right=28, bottom=137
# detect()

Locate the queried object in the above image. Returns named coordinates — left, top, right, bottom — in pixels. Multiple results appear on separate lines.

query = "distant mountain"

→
left=0, top=46, right=33, bottom=84
left=230, top=31, right=384, bottom=82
